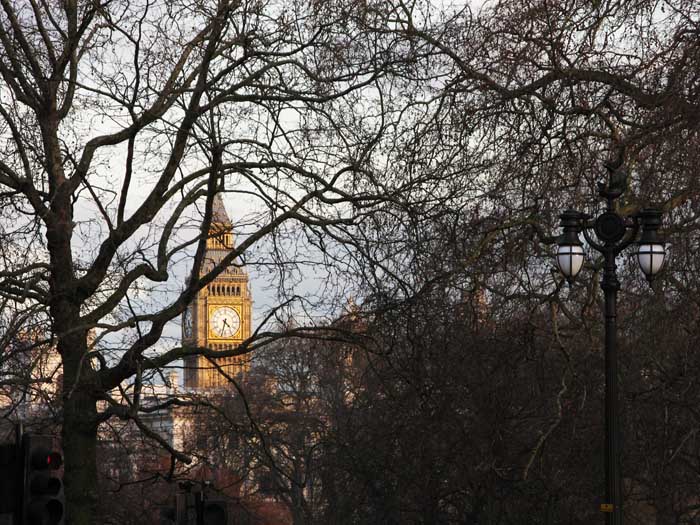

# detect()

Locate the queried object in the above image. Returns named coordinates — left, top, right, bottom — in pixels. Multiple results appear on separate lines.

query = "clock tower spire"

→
left=182, top=193, right=252, bottom=389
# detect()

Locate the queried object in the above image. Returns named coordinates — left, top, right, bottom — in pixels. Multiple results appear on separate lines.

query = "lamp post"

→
left=554, top=171, right=667, bottom=525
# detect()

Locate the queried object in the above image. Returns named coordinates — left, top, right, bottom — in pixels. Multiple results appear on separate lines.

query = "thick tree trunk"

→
left=49, top=245, right=100, bottom=523
left=52, top=304, right=100, bottom=525
left=42, top=105, right=100, bottom=522
left=291, top=455, right=307, bottom=525
left=62, top=385, right=98, bottom=525
left=59, top=327, right=98, bottom=525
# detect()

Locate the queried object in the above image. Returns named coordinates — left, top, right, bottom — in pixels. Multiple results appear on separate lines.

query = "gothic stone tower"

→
left=182, top=194, right=252, bottom=389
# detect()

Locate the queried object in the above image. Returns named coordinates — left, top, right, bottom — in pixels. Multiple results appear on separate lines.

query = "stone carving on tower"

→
left=182, top=194, right=252, bottom=389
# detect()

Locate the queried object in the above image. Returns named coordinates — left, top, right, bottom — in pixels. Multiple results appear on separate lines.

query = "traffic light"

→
left=0, top=443, right=21, bottom=515
left=22, top=434, right=64, bottom=525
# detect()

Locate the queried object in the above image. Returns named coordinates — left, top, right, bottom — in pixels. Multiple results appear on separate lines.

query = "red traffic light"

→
left=30, top=449, right=62, bottom=470
left=47, top=452, right=62, bottom=469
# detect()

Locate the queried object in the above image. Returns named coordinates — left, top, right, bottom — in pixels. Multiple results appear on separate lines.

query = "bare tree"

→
left=0, top=0, right=432, bottom=521
left=3, top=0, right=700, bottom=522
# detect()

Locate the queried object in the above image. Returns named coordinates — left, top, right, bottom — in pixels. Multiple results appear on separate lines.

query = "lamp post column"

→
left=601, top=246, right=622, bottom=525
left=556, top=170, right=667, bottom=524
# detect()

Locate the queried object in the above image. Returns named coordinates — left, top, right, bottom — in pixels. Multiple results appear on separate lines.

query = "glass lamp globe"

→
left=636, top=209, right=666, bottom=282
left=556, top=244, right=585, bottom=279
left=637, top=243, right=666, bottom=279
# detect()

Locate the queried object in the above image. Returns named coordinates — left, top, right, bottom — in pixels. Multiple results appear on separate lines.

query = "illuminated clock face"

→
left=209, top=306, right=241, bottom=338
left=183, top=308, right=193, bottom=339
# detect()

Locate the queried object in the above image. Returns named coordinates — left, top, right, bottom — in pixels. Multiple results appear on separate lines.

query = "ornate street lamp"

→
left=555, top=165, right=666, bottom=525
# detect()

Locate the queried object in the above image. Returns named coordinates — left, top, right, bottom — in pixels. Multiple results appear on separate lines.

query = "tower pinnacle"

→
left=211, top=193, right=232, bottom=226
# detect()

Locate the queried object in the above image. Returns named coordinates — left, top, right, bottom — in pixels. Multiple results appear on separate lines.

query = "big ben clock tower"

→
left=182, top=194, right=252, bottom=389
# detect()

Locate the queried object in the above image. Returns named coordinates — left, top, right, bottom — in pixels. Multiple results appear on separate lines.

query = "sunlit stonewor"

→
left=182, top=194, right=252, bottom=389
